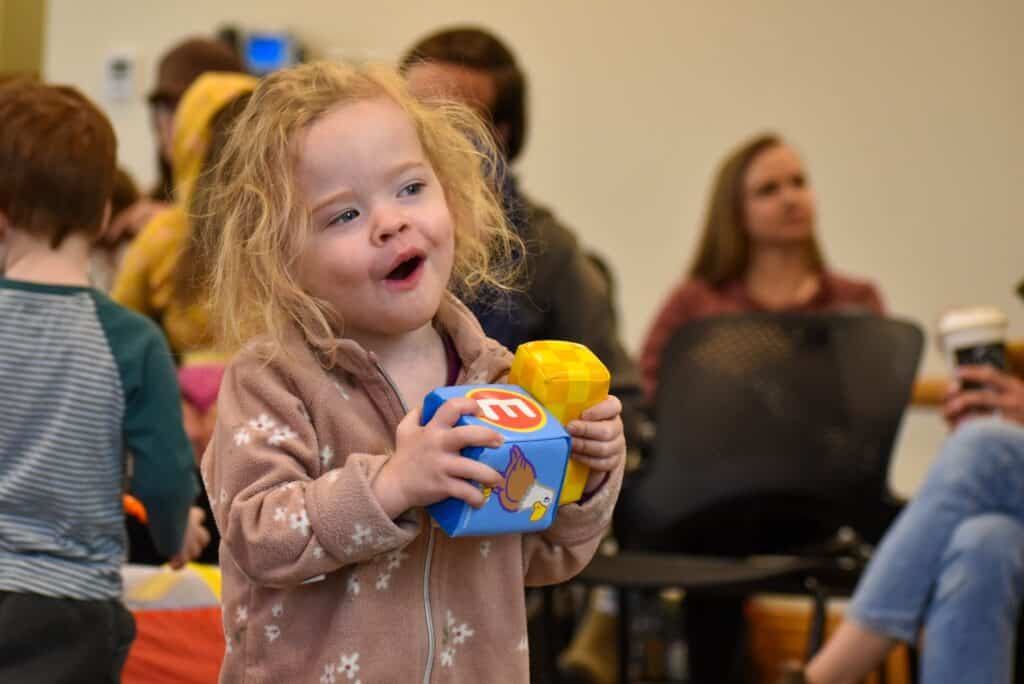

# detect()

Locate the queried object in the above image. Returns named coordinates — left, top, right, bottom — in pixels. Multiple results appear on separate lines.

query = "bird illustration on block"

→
left=491, top=445, right=556, bottom=522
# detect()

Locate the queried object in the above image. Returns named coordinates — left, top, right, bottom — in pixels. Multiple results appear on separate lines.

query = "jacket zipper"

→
left=373, top=360, right=437, bottom=684
left=422, top=526, right=437, bottom=684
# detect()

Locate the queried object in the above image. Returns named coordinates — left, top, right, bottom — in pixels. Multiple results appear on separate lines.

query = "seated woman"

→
left=784, top=355, right=1024, bottom=684
left=563, top=132, right=886, bottom=684
left=640, top=132, right=882, bottom=401
left=104, top=36, right=244, bottom=243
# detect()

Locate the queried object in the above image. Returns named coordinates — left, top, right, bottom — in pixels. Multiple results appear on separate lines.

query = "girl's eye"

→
left=398, top=181, right=425, bottom=198
left=329, top=208, right=360, bottom=226
left=756, top=181, right=779, bottom=197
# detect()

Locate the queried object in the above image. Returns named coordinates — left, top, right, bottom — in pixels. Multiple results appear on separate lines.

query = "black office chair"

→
left=583, top=312, right=924, bottom=683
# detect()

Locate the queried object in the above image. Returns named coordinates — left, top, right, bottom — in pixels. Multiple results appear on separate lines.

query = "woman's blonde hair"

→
left=688, top=132, right=826, bottom=287
left=201, top=61, right=521, bottom=361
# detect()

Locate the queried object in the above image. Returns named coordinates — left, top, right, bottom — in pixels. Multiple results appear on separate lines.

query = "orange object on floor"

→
left=121, top=563, right=224, bottom=684
left=748, top=596, right=911, bottom=684
left=122, top=606, right=224, bottom=684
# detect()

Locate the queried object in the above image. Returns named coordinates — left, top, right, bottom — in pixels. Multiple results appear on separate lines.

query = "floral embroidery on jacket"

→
left=290, top=510, right=311, bottom=536
left=249, top=413, right=275, bottom=432
left=268, top=425, right=298, bottom=446
left=439, top=609, right=475, bottom=668
left=351, top=523, right=373, bottom=546
left=337, top=652, right=360, bottom=680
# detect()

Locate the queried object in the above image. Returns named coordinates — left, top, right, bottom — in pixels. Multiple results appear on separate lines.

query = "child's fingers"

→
left=570, top=447, right=624, bottom=472
left=450, top=480, right=489, bottom=508
left=427, top=397, right=480, bottom=428
left=567, top=416, right=622, bottom=443
left=447, top=456, right=504, bottom=488
left=568, top=414, right=624, bottom=472
left=444, top=425, right=503, bottom=452
left=571, top=434, right=625, bottom=460
left=579, top=395, right=622, bottom=422
left=570, top=446, right=625, bottom=472
left=397, top=407, right=424, bottom=432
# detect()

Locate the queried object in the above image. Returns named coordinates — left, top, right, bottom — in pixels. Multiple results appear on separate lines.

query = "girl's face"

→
left=295, top=97, right=455, bottom=346
left=742, top=144, right=816, bottom=245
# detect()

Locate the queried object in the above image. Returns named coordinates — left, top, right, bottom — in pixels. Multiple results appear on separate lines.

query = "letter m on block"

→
left=478, top=396, right=537, bottom=422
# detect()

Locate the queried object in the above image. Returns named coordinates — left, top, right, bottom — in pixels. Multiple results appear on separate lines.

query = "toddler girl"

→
left=200, top=61, right=625, bottom=683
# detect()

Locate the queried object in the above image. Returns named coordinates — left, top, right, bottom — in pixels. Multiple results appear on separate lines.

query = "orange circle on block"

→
left=466, top=388, right=547, bottom=432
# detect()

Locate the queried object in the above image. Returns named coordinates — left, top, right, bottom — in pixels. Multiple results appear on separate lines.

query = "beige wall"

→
left=43, top=0, right=1023, bottom=493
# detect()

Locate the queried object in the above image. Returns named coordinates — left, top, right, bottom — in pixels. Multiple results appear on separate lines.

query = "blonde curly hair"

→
left=198, top=61, right=520, bottom=361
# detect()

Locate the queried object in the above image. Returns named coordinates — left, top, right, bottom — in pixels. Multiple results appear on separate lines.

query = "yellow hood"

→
left=171, top=71, right=257, bottom=208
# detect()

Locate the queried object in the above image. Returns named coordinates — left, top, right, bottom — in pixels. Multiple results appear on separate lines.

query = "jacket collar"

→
left=311, top=293, right=511, bottom=385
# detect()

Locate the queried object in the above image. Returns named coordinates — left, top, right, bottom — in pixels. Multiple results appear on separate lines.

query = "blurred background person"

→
left=104, top=36, right=244, bottom=245
left=112, top=71, right=257, bottom=565
left=566, top=132, right=887, bottom=684
left=640, top=132, right=883, bottom=401
left=783, top=286, right=1024, bottom=684
left=401, top=26, right=645, bottom=448
left=89, top=167, right=140, bottom=292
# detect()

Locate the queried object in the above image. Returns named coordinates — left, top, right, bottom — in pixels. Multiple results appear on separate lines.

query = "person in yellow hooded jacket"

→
left=112, top=71, right=257, bottom=564
left=113, top=71, right=255, bottom=359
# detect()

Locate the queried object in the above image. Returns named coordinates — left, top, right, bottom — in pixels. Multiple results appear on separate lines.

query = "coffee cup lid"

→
left=938, top=306, right=1007, bottom=337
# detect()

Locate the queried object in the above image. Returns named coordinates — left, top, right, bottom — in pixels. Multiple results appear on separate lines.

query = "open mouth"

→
left=386, top=255, right=424, bottom=281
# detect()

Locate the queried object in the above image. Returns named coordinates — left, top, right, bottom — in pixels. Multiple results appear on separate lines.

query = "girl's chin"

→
left=376, top=310, right=441, bottom=338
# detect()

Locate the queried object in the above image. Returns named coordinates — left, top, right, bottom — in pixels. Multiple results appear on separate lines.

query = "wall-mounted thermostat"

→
left=104, top=50, right=136, bottom=102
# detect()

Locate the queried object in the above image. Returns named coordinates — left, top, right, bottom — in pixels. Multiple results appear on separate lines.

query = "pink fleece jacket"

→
left=202, top=294, right=623, bottom=683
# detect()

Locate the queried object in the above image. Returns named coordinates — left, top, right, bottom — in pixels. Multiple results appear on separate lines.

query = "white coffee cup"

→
left=938, top=306, right=1008, bottom=387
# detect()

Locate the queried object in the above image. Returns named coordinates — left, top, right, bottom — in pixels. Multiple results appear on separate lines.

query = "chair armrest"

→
left=911, top=376, right=948, bottom=407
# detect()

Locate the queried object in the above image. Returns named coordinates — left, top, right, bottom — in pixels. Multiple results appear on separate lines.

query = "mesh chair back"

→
left=615, top=312, right=923, bottom=554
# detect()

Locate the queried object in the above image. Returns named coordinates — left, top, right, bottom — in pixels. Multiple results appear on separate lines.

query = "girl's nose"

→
left=371, top=207, right=409, bottom=244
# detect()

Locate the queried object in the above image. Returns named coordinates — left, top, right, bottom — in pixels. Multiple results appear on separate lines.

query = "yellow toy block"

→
left=508, top=340, right=611, bottom=504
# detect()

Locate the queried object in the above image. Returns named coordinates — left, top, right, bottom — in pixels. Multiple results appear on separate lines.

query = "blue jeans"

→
left=849, top=418, right=1024, bottom=683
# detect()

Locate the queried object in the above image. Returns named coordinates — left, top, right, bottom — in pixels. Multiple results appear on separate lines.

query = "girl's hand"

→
left=168, top=506, right=212, bottom=570
left=944, top=365, right=1024, bottom=429
left=567, top=395, right=625, bottom=494
left=372, top=398, right=505, bottom=519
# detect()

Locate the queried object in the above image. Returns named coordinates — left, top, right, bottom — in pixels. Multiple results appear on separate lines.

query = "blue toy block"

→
left=422, top=384, right=571, bottom=537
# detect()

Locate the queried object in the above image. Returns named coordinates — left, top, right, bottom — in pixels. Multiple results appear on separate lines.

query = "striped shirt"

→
left=0, top=278, right=197, bottom=600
